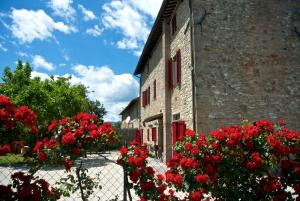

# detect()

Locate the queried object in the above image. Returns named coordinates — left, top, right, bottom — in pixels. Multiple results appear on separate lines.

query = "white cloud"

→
left=78, top=4, right=96, bottom=21
left=17, top=51, right=28, bottom=57
left=31, top=71, right=51, bottom=80
left=128, top=0, right=163, bottom=19
left=32, top=55, right=55, bottom=71
left=72, top=64, right=139, bottom=121
left=0, top=43, right=7, bottom=52
left=10, top=9, right=77, bottom=43
left=102, top=1, right=150, bottom=54
left=48, top=0, right=75, bottom=21
left=86, top=25, right=103, bottom=37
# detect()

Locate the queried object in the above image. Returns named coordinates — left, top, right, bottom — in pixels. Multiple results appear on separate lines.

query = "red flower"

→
left=89, top=130, right=100, bottom=139
left=64, top=159, right=73, bottom=171
left=0, top=144, right=11, bottom=156
left=188, top=189, right=204, bottom=201
left=48, top=120, right=57, bottom=132
left=186, top=129, right=196, bottom=137
left=38, top=152, right=48, bottom=161
left=195, top=174, right=209, bottom=183
left=61, top=132, right=76, bottom=145
left=146, top=167, right=155, bottom=175
left=156, top=184, right=167, bottom=194
left=119, top=146, right=128, bottom=156
left=140, top=181, right=154, bottom=191
left=129, top=169, right=141, bottom=183
left=156, top=174, right=164, bottom=181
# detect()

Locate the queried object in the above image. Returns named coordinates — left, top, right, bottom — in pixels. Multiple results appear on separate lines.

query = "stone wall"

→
left=169, top=0, right=194, bottom=130
left=192, top=0, right=300, bottom=133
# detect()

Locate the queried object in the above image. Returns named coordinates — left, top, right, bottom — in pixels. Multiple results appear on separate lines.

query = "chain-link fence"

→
left=0, top=150, right=167, bottom=201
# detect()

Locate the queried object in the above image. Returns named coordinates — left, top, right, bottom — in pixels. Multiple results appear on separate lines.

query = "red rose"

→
left=61, top=132, right=76, bottom=145
left=195, top=174, right=209, bottom=183
left=119, top=146, right=128, bottom=156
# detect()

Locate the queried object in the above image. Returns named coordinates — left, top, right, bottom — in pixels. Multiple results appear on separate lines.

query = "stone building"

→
left=134, top=0, right=300, bottom=162
left=120, top=97, right=140, bottom=129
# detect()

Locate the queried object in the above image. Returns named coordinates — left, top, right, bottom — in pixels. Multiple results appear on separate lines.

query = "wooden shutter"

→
left=148, top=86, right=150, bottom=105
left=140, top=129, right=143, bottom=144
left=176, top=49, right=181, bottom=85
left=172, top=122, right=178, bottom=144
left=147, top=129, right=150, bottom=141
left=152, top=127, right=157, bottom=142
left=168, top=58, right=173, bottom=90
left=135, top=129, right=141, bottom=145
left=153, top=80, right=156, bottom=100
left=178, top=121, right=186, bottom=140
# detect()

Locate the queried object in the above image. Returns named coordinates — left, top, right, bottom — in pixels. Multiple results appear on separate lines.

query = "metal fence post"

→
left=123, top=168, right=127, bottom=201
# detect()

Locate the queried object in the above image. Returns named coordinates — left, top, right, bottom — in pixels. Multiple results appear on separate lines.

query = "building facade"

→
left=134, top=0, right=300, bottom=162
left=120, top=97, right=140, bottom=129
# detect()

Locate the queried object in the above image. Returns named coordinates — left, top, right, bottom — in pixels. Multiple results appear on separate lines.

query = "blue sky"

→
left=0, top=0, right=163, bottom=121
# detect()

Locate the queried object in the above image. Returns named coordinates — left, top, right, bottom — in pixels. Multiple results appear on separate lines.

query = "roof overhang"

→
left=119, top=97, right=139, bottom=115
left=134, top=0, right=178, bottom=75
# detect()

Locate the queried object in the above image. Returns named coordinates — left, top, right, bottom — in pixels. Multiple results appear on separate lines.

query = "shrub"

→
left=119, top=120, right=300, bottom=200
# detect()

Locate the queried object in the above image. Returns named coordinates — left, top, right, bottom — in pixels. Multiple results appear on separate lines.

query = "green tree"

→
left=88, top=100, right=107, bottom=121
left=0, top=60, right=105, bottom=133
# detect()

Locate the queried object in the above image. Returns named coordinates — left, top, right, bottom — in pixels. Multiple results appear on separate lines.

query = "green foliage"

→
left=88, top=99, right=107, bottom=121
left=0, top=60, right=106, bottom=132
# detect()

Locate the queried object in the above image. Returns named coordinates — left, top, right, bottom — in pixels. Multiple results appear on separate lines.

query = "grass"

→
left=0, top=154, right=34, bottom=165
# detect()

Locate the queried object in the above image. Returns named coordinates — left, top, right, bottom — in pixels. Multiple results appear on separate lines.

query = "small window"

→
left=173, top=113, right=180, bottom=121
left=171, top=14, right=177, bottom=35
left=172, top=55, right=177, bottom=87
left=153, top=80, right=156, bottom=100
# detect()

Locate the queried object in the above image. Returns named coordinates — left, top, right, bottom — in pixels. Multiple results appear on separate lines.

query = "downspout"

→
left=134, top=74, right=141, bottom=129
left=189, top=0, right=197, bottom=132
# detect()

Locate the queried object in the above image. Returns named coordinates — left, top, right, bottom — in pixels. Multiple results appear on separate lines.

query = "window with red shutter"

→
left=147, top=129, right=150, bottom=141
left=152, top=127, right=157, bottom=143
left=178, top=121, right=186, bottom=140
left=153, top=80, right=156, bottom=100
left=168, top=58, right=173, bottom=90
left=176, top=49, right=181, bottom=85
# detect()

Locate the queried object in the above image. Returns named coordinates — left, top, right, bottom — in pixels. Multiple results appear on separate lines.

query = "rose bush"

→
left=33, top=112, right=115, bottom=170
left=0, top=95, right=38, bottom=150
left=0, top=171, right=60, bottom=201
left=0, top=95, right=116, bottom=200
left=119, top=120, right=300, bottom=200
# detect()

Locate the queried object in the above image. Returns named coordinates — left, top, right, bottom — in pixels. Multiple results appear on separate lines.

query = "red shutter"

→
left=145, top=90, right=148, bottom=106
left=172, top=122, right=177, bottom=144
left=152, top=127, right=157, bottom=142
left=178, top=121, right=186, bottom=140
left=168, top=58, right=173, bottom=90
left=148, top=86, right=150, bottom=105
left=176, top=49, right=181, bottom=85
left=140, top=129, right=143, bottom=144
left=136, top=129, right=141, bottom=145
left=147, top=129, right=150, bottom=141
left=153, top=80, right=156, bottom=100
left=142, top=91, right=146, bottom=107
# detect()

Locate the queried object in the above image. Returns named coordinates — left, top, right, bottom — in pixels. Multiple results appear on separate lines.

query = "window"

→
left=172, top=121, right=186, bottom=144
left=153, top=80, right=156, bottom=100
left=152, top=127, right=157, bottom=143
left=142, top=87, right=151, bottom=107
left=171, top=14, right=177, bottom=35
left=168, top=49, right=182, bottom=90
left=148, top=86, right=150, bottom=105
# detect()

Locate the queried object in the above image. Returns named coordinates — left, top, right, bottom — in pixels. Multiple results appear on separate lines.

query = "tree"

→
left=0, top=60, right=105, bottom=133
left=87, top=100, right=107, bottom=121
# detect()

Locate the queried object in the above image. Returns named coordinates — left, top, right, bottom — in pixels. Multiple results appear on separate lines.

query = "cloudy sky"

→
left=0, top=0, right=163, bottom=122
